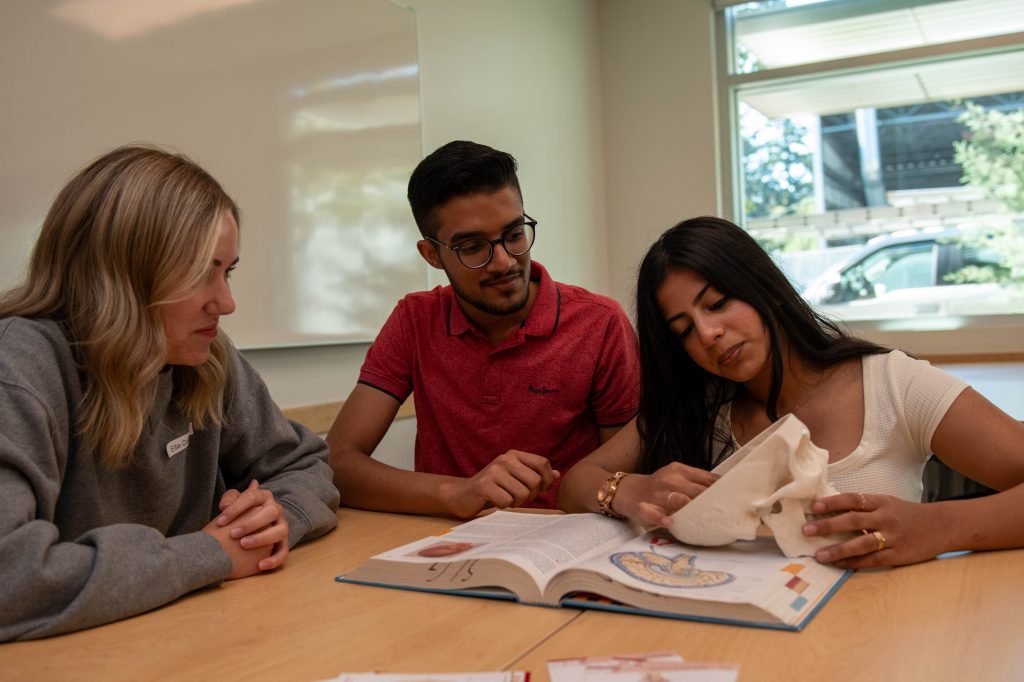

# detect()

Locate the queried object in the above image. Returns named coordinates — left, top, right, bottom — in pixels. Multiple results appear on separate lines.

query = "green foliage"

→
left=943, top=263, right=1003, bottom=285
left=742, top=114, right=814, bottom=220
left=738, top=41, right=814, bottom=221
left=954, top=103, right=1024, bottom=212
left=948, top=103, right=1024, bottom=286
left=757, top=231, right=819, bottom=254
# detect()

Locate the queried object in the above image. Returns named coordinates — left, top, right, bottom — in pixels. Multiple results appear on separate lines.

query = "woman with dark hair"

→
left=0, top=145, right=339, bottom=641
left=559, top=216, right=1024, bottom=568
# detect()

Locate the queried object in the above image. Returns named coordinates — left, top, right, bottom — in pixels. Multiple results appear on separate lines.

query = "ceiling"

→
left=735, top=0, right=1024, bottom=118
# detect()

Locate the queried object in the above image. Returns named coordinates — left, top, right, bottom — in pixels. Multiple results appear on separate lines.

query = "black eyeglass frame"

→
left=425, top=214, right=537, bottom=269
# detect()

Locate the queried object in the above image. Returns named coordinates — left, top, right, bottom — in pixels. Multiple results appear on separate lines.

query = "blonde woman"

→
left=0, top=145, right=339, bottom=641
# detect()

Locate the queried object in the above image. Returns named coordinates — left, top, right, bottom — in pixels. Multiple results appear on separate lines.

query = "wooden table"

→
left=0, top=509, right=575, bottom=682
left=2, top=509, right=1023, bottom=681
left=518, top=548, right=1024, bottom=681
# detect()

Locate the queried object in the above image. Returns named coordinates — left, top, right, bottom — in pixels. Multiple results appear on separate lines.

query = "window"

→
left=715, top=0, right=1024, bottom=354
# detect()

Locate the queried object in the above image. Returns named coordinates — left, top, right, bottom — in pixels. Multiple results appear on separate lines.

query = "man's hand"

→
left=440, top=450, right=559, bottom=518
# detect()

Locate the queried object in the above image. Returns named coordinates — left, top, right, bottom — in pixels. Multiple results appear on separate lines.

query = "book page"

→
left=554, top=529, right=843, bottom=617
left=370, top=512, right=639, bottom=584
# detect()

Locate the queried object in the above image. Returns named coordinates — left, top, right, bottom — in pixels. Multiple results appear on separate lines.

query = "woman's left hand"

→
left=801, top=492, right=948, bottom=568
left=216, top=480, right=290, bottom=571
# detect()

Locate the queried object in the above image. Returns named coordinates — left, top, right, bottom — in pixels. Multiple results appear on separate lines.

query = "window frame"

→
left=713, top=2, right=1024, bottom=358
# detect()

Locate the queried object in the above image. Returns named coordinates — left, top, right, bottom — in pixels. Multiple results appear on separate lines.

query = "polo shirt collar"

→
left=446, top=261, right=559, bottom=339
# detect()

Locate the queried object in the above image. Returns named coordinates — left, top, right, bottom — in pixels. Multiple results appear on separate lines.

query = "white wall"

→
left=597, top=0, right=719, bottom=309
left=407, top=0, right=609, bottom=293
left=244, top=0, right=610, bottom=469
left=0, top=0, right=425, bottom=350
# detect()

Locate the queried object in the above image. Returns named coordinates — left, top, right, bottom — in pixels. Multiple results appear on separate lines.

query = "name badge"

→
left=166, top=423, right=194, bottom=458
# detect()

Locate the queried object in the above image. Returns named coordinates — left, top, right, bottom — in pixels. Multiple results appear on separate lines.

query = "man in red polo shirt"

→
left=327, top=141, right=639, bottom=517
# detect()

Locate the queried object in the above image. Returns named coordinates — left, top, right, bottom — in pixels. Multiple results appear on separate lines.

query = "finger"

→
left=814, top=532, right=883, bottom=564
left=495, top=455, right=562, bottom=500
left=665, top=491, right=692, bottom=514
left=240, top=518, right=290, bottom=549
left=259, top=540, right=290, bottom=572
left=475, top=467, right=528, bottom=508
left=654, top=474, right=708, bottom=502
left=219, top=490, right=241, bottom=511
left=497, top=459, right=545, bottom=494
left=811, top=492, right=871, bottom=515
left=502, top=451, right=557, bottom=489
left=218, top=487, right=272, bottom=526
left=675, top=480, right=710, bottom=500
left=635, top=501, right=673, bottom=528
left=523, top=457, right=557, bottom=491
left=656, top=465, right=715, bottom=494
left=481, top=484, right=515, bottom=510
left=217, top=479, right=257, bottom=514
left=535, top=468, right=561, bottom=493
left=802, top=510, right=872, bottom=537
left=491, top=473, right=534, bottom=508
left=686, top=469, right=719, bottom=487
left=666, top=462, right=718, bottom=487
left=835, top=550, right=890, bottom=570
left=539, top=467, right=559, bottom=491
left=230, top=502, right=284, bottom=539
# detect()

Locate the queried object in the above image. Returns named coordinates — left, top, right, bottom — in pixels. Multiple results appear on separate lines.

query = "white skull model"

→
left=669, top=413, right=851, bottom=557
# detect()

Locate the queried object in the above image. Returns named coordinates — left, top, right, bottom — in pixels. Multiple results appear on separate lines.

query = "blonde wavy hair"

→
left=0, top=144, right=240, bottom=467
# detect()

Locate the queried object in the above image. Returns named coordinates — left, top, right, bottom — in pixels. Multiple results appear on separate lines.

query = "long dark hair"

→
left=635, top=216, right=887, bottom=473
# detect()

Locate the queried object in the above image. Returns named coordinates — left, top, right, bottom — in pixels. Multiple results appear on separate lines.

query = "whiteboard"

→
left=0, top=0, right=426, bottom=348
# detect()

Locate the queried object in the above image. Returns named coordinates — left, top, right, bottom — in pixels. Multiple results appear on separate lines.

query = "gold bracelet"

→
left=597, top=471, right=628, bottom=519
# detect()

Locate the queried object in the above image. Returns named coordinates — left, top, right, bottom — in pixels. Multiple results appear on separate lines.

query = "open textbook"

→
left=338, top=511, right=850, bottom=631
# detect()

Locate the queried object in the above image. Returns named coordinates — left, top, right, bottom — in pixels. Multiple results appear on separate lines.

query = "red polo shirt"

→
left=358, top=262, right=639, bottom=507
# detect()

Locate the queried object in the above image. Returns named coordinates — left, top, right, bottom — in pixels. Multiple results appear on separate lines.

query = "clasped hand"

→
left=202, top=480, right=290, bottom=579
left=443, top=450, right=559, bottom=518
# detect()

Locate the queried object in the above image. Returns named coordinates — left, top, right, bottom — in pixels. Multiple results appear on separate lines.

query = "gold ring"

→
left=857, top=492, right=867, bottom=511
left=872, top=530, right=886, bottom=552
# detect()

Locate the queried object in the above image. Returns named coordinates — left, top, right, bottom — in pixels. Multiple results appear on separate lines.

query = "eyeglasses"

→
left=426, top=215, right=537, bottom=269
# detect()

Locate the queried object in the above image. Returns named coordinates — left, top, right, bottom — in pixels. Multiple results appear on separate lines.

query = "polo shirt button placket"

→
left=481, top=356, right=500, bottom=405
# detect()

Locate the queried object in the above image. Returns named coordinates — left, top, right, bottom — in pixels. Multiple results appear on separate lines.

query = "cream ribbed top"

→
left=724, top=350, right=968, bottom=502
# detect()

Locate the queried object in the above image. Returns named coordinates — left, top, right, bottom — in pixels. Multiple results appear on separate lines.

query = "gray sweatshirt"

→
left=0, top=317, right=340, bottom=641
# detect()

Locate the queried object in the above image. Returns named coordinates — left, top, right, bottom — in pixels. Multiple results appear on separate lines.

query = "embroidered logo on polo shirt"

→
left=166, top=423, right=194, bottom=458
left=528, top=385, right=560, bottom=396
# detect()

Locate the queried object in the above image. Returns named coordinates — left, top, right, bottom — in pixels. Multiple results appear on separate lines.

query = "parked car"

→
left=801, top=229, right=1020, bottom=320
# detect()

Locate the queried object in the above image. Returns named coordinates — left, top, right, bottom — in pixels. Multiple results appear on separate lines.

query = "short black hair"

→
left=407, top=140, right=522, bottom=238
